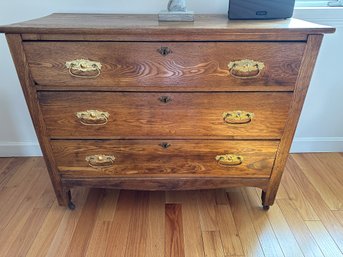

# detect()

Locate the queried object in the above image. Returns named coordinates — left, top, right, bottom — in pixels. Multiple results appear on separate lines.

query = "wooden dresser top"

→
left=0, top=13, right=335, bottom=35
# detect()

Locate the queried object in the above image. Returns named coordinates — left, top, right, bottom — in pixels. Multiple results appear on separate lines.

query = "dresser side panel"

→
left=5, top=34, right=67, bottom=206
left=264, top=34, right=324, bottom=206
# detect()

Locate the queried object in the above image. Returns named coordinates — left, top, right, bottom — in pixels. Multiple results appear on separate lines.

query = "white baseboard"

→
left=291, top=137, right=343, bottom=153
left=0, top=138, right=342, bottom=157
left=0, top=141, right=42, bottom=157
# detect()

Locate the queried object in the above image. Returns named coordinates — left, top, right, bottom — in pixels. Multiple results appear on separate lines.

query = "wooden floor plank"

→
left=215, top=189, right=230, bottom=205
left=202, top=231, right=225, bottom=257
left=0, top=164, right=49, bottom=256
left=293, top=154, right=343, bottom=210
left=26, top=201, right=67, bottom=257
left=277, top=199, right=324, bottom=257
left=287, top=156, right=343, bottom=253
left=228, top=188, right=265, bottom=257
left=104, top=190, right=136, bottom=257
left=45, top=188, right=89, bottom=257
left=243, top=187, right=284, bottom=257
left=65, top=189, right=104, bottom=257
left=146, top=191, right=165, bottom=257
left=333, top=211, right=343, bottom=226
left=180, top=191, right=205, bottom=257
left=85, top=221, right=112, bottom=257
left=215, top=204, right=244, bottom=256
left=0, top=157, right=19, bottom=188
left=4, top=185, right=54, bottom=257
left=165, top=204, right=185, bottom=257
left=314, top=153, right=343, bottom=186
left=123, top=191, right=150, bottom=257
left=273, top=183, right=289, bottom=200
left=304, top=153, right=343, bottom=209
left=264, top=201, right=304, bottom=257
left=306, top=220, right=343, bottom=257
left=96, top=189, right=119, bottom=222
left=85, top=190, right=119, bottom=257
left=0, top=158, right=42, bottom=229
left=197, top=190, right=218, bottom=231
left=281, top=163, right=319, bottom=221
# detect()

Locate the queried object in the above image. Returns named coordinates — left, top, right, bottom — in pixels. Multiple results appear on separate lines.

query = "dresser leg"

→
left=67, top=190, right=76, bottom=210
left=261, top=190, right=270, bottom=210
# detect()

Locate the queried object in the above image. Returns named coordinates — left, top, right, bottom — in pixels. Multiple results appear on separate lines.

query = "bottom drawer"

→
left=51, top=140, right=279, bottom=178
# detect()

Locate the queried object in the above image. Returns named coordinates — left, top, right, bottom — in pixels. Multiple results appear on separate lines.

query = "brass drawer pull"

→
left=65, top=59, right=102, bottom=78
left=215, top=154, right=243, bottom=166
left=223, top=111, right=254, bottom=124
left=158, top=96, right=172, bottom=103
left=76, top=110, right=109, bottom=126
left=228, top=59, right=265, bottom=79
left=86, top=155, right=115, bottom=168
left=157, top=46, right=172, bottom=56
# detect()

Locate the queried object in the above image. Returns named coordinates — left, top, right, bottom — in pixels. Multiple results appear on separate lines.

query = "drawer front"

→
left=25, top=42, right=305, bottom=91
left=51, top=140, right=279, bottom=178
left=39, top=92, right=293, bottom=139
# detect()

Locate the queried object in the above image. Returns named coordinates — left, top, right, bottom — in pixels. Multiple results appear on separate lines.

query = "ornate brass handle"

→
left=157, top=47, right=172, bottom=56
left=228, top=59, right=265, bottom=79
left=76, top=110, right=109, bottom=126
left=223, top=111, right=254, bottom=124
left=86, top=155, right=115, bottom=168
left=65, top=59, right=102, bottom=78
left=215, top=154, right=243, bottom=166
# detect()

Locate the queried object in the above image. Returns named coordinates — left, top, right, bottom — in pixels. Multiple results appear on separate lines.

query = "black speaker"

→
left=228, top=0, right=295, bottom=20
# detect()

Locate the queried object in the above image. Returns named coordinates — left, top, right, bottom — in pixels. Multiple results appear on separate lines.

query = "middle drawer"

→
left=39, top=92, right=292, bottom=139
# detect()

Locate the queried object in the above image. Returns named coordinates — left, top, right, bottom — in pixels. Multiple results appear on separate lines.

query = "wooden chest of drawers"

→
left=0, top=14, right=334, bottom=210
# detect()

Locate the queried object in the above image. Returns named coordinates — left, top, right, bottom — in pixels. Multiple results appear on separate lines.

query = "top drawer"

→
left=23, top=42, right=305, bottom=91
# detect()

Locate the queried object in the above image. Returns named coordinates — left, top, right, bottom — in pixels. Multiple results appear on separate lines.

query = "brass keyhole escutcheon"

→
left=159, top=142, right=171, bottom=149
left=158, top=96, right=172, bottom=104
left=157, top=47, right=172, bottom=56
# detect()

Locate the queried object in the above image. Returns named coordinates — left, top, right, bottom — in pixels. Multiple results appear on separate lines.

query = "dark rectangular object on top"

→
left=229, top=0, right=295, bottom=20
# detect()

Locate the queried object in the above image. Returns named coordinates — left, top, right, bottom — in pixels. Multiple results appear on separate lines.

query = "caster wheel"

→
left=263, top=205, right=270, bottom=211
left=68, top=201, right=76, bottom=210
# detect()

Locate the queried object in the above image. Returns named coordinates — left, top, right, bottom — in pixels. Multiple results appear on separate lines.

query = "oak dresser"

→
left=0, top=14, right=334, bottom=209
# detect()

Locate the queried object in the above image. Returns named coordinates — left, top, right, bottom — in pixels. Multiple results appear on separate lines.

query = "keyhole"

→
left=159, top=142, right=171, bottom=149
left=159, top=96, right=172, bottom=104
left=157, top=47, right=172, bottom=56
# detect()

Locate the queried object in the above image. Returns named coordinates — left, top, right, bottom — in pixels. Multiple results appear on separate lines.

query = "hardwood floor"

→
left=0, top=153, right=343, bottom=257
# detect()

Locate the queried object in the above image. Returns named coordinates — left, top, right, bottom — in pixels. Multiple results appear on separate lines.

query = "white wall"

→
left=0, top=1, right=342, bottom=156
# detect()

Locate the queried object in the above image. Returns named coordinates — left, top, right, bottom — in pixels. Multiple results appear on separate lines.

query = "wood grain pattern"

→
left=39, top=92, right=292, bottom=139
left=25, top=42, right=304, bottom=89
left=165, top=204, right=185, bottom=257
left=287, top=155, right=343, bottom=253
left=124, top=191, right=150, bottom=257
left=65, top=189, right=103, bottom=257
left=0, top=14, right=335, bottom=35
left=281, top=163, right=319, bottom=221
left=21, top=32, right=311, bottom=42
left=227, top=188, right=265, bottom=257
left=0, top=154, right=343, bottom=256
left=5, top=34, right=68, bottom=206
left=51, top=140, right=278, bottom=178
left=242, top=188, right=284, bottom=257
left=104, top=190, right=135, bottom=257
left=263, top=34, right=325, bottom=207
left=202, top=231, right=225, bottom=257
left=277, top=199, right=324, bottom=257
left=146, top=192, right=165, bottom=257
left=62, top=176, right=269, bottom=192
